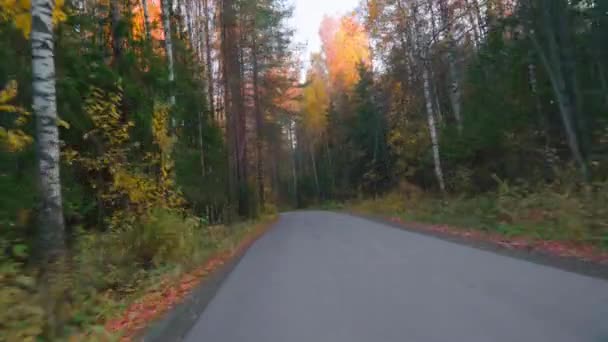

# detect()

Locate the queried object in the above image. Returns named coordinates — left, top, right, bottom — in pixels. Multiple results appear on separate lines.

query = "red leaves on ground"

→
left=104, top=220, right=275, bottom=341
left=387, top=217, right=608, bottom=264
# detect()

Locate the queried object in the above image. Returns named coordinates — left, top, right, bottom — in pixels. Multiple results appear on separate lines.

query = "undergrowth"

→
left=0, top=209, right=274, bottom=341
left=349, top=176, right=608, bottom=249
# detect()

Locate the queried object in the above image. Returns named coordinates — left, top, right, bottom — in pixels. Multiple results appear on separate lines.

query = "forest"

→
left=0, top=0, right=607, bottom=339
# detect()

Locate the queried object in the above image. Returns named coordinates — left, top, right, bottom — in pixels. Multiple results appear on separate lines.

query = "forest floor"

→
left=69, top=215, right=277, bottom=341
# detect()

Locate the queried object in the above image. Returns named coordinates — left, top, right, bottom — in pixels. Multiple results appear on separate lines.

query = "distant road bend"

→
left=184, top=211, right=608, bottom=342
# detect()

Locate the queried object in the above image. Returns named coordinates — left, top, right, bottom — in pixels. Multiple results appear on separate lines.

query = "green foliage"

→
left=0, top=238, right=44, bottom=342
left=352, top=172, right=608, bottom=247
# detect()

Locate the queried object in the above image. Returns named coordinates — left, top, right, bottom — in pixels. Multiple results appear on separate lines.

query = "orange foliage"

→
left=131, top=0, right=164, bottom=41
left=319, top=14, right=370, bottom=92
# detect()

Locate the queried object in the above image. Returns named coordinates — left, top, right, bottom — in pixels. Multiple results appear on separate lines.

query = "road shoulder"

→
left=348, top=212, right=608, bottom=281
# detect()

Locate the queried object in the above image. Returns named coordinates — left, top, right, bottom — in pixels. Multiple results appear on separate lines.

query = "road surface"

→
left=184, top=211, right=608, bottom=342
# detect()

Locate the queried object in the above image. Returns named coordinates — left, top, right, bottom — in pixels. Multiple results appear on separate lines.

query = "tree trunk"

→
left=197, top=108, right=206, bottom=177
left=310, top=142, right=320, bottom=200
left=530, top=0, right=589, bottom=180
left=161, top=0, right=176, bottom=106
left=185, top=0, right=195, bottom=52
left=325, top=138, right=334, bottom=194
left=432, top=78, right=443, bottom=127
left=472, top=0, right=485, bottom=40
left=439, top=0, right=463, bottom=133
left=531, top=35, right=588, bottom=180
left=221, top=0, right=248, bottom=216
left=31, top=0, right=67, bottom=333
left=287, top=120, right=297, bottom=205
left=203, top=0, right=215, bottom=117
left=464, top=0, right=482, bottom=46
left=141, top=0, right=151, bottom=40
left=409, top=0, right=446, bottom=192
left=423, top=67, right=446, bottom=192
left=110, top=0, right=122, bottom=61
left=252, top=35, right=265, bottom=208
left=598, top=61, right=608, bottom=108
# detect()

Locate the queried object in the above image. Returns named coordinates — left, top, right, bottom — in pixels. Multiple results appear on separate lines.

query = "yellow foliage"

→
left=152, top=103, right=184, bottom=208
left=64, top=85, right=184, bottom=228
left=302, top=73, right=329, bottom=139
left=0, top=80, right=32, bottom=152
left=0, top=0, right=67, bottom=38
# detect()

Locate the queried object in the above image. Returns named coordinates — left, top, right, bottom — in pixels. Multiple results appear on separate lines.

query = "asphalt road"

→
left=184, top=211, right=608, bottom=342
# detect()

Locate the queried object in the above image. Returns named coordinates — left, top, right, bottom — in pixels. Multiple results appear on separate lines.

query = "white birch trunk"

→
left=141, top=0, right=151, bottom=40
left=423, top=67, right=446, bottom=192
left=464, top=0, right=482, bottom=47
left=31, top=0, right=66, bottom=258
left=203, top=0, right=215, bottom=117
left=161, top=0, right=176, bottom=107
left=410, top=0, right=446, bottom=192
left=31, top=0, right=67, bottom=332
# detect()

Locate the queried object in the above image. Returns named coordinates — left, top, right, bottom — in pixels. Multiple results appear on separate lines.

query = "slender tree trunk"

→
left=222, top=0, right=248, bottom=216
left=325, top=138, right=334, bottom=194
left=31, top=0, right=66, bottom=333
left=464, top=0, right=481, bottom=46
left=472, top=0, right=485, bottom=39
left=310, top=142, right=320, bottom=199
left=555, top=0, right=588, bottom=157
left=409, top=0, right=446, bottom=192
left=396, top=0, right=416, bottom=91
left=161, top=0, right=176, bottom=106
left=197, top=108, right=206, bottom=177
left=252, top=35, right=265, bottom=208
left=174, top=0, right=184, bottom=38
left=203, top=0, right=216, bottom=117
left=446, top=48, right=462, bottom=131
left=287, top=120, right=297, bottom=205
left=439, top=0, right=463, bottom=133
left=185, top=0, right=195, bottom=52
left=141, top=0, right=151, bottom=40
left=531, top=34, right=588, bottom=180
left=598, top=61, right=608, bottom=108
left=530, top=0, right=589, bottom=180
left=110, top=0, right=123, bottom=61
left=528, top=61, right=543, bottom=118
left=429, top=68, right=443, bottom=127
left=423, top=67, right=446, bottom=192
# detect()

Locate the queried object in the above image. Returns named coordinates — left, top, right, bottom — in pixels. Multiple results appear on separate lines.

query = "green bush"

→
left=126, top=209, right=202, bottom=268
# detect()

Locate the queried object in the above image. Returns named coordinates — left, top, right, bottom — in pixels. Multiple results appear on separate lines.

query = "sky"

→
left=291, top=0, right=361, bottom=69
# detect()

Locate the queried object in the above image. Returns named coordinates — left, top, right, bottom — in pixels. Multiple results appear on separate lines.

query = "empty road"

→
left=184, top=211, right=608, bottom=342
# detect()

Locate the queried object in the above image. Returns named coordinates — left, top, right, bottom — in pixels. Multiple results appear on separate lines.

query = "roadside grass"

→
left=348, top=179, right=608, bottom=250
left=0, top=210, right=277, bottom=341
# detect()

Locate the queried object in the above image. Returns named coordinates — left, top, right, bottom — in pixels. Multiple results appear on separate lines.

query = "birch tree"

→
left=161, top=0, right=176, bottom=106
left=412, top=1, right=446, bottom=192
left=30, top=0, right=67, bottom=333
left=141, top=0, right=151, bottom=40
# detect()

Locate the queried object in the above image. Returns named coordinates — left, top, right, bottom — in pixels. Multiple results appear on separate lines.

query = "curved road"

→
left=184, top=211, right=608, bottom=342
